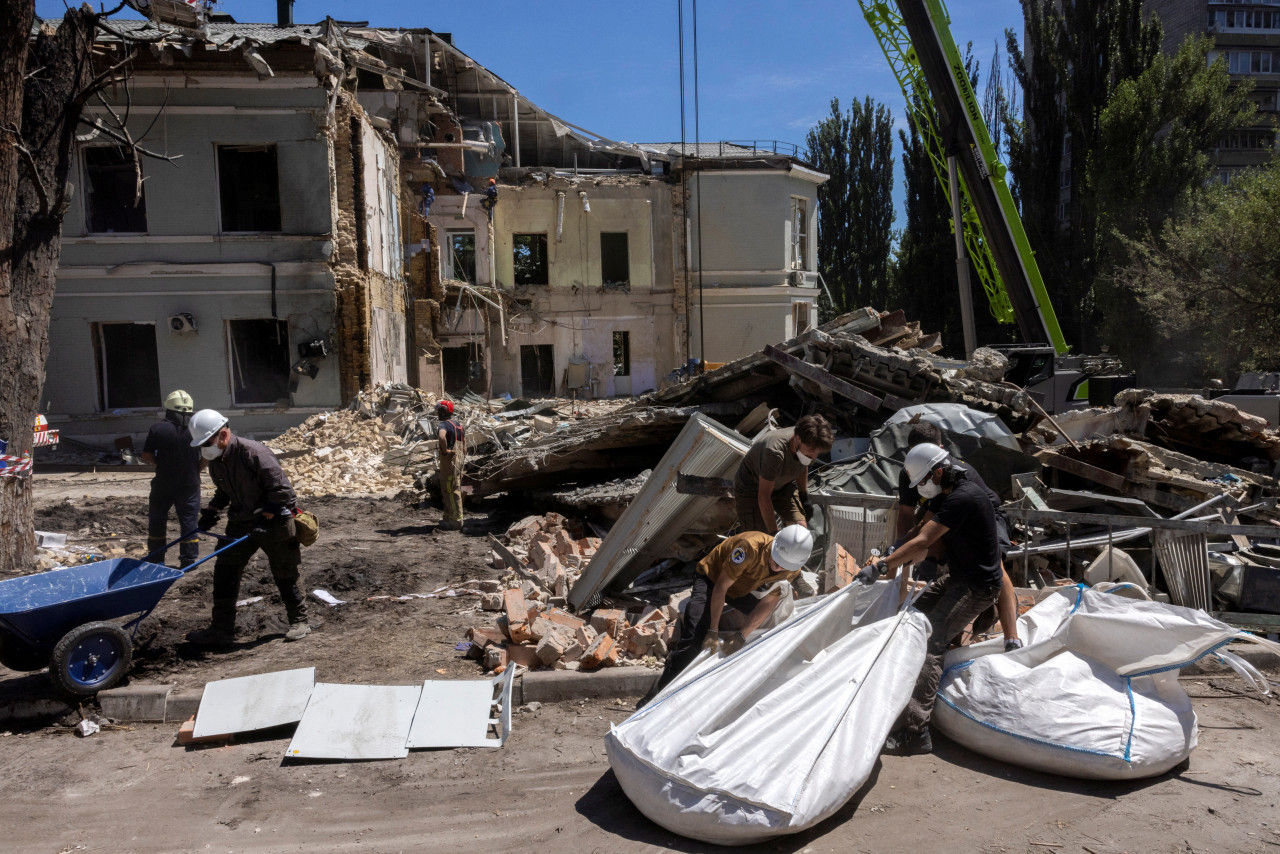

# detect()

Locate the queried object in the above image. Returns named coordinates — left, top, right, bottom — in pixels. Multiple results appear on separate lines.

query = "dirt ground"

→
left=3, top=472, right=1280, bottom=853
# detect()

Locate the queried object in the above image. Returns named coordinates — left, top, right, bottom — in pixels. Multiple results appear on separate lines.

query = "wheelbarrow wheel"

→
left=50, top=622, right=132, bottom=697
left=0, top=636, right=49, bottom=672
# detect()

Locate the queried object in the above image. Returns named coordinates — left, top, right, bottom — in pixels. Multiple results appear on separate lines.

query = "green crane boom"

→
left=859, top=0, right=1070, bottom=356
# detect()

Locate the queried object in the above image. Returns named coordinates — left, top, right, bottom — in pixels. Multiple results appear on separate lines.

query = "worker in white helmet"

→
left=185, top=409, right=310, bottom=646
left=140, top=390, right=201, bottom=567
left=859, top=442, right=1003, bottom=755
left=638, top=524, right=813, bottom=707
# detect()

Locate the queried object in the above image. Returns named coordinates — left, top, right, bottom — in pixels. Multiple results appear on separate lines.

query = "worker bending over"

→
left=733, top=414, right=833, bottom=534
left=894, top=421, right=1021, bottom=651
left=186, top=409, right=310, bottom=646
left=638, top=525, right=813, bottom=707
left=862, top=443, right=1003, bottom=755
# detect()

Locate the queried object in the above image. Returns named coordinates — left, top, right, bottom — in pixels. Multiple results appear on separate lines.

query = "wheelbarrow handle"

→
left=181, top=532, right=252, bottom=573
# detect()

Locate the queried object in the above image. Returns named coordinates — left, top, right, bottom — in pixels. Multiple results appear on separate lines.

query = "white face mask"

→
left=200, top=438, right=224, bottom=461
left=917, top=478, right=941, bottom=499
left=796, top=451, right=813, bottom=466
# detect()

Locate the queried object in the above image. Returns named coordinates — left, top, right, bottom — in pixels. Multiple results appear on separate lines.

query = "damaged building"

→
left=42, top=17, right=410, bottom=441
left=42, top=8, right=825, bottom=442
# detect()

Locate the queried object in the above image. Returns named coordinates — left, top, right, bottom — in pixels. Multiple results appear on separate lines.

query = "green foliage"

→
left=1118, top=161, right=1280, bottom=384
left=805, top=97, right=894, bottom=319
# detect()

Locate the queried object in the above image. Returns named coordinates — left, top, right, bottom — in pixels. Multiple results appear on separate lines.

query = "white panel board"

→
left=286, top=683, right=421, bottom=760
left=193, top=667, right=315, bottom=739
left=405, top=669, right=514, bottom=749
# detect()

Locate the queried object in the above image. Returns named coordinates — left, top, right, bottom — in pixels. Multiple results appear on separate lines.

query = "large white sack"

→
left=606, top=581, right=928, bottom=845
left=933, top=585, right=1240, bottom=780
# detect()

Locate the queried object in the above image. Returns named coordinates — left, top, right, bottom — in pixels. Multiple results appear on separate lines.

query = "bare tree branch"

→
left=0, top=124, right=52, bottom=217
left=76, top=116, right=182, bottom=165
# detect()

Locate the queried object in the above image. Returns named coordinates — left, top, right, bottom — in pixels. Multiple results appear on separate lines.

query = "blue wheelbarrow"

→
left=0, top=531, right=248, bottom=696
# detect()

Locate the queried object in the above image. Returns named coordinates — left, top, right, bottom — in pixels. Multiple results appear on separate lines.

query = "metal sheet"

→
left=285, top=683, right=421, bottom=761
left=568, top=413, right=751, bottom=608
left=405, top=668, right=514, bottom=749
left=825, top=499, right=897, bottom=562
left=1153, top=530, right=1212, bottom=611
left=193, top=667, right=315, bottom=739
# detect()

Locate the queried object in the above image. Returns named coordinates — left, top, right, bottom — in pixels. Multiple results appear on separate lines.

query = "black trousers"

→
left=147, top=482, right=200, bottom=567
left=209, top=517, right=306, bottom=631
left=652, top=574, right=763, bottom=694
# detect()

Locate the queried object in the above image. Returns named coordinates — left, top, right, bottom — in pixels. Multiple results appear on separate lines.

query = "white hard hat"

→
left=189, top=408, right=228, bottom=447
left=770, top=524, right=813, bottom=572
left=164, top=389, right=194, bottom=414
left=905, top=441, right=950, bottom=487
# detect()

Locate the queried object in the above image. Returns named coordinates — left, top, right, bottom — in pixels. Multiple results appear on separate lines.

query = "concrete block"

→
left=165, top=689, right=203, bottom=722
left=521, top=667, right=658, bottom=703
left=99, top=683, right=172, bottom=723
left=480, top=593, right=504, bottom=611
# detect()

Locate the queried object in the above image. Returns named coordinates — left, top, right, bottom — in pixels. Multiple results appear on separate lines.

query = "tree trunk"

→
left=0, top=5, right=98, bottom=574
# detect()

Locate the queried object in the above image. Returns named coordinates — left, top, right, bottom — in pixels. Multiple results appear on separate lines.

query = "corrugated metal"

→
left=567, top=413, right=750, bottom=609
left=825, top=499, right=898, bottom=567
left=1153, top=530, right=1212, bottom=611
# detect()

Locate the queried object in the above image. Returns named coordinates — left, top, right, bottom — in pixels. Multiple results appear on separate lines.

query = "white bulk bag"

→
left=606, top=581, right=928, bottom=845
left=933, top=584, right=1278, bottom=780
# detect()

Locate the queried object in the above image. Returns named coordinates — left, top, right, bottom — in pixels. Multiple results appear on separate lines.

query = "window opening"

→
left=512, top=234, right=548, bottom=285
left=791, top=303, right=812, bottom=338
left=84, top=146, right=147, bottom=233
left=218, top=144, right=281, bottom=232
left=613, top=331, right=631, bottom=377
left=442, top=342, right=484, bottom=393
left=94, top=322, right=160, bottom=410
left=446, top=230, right=477, bottom=283
left=600, top=232, right=630, bottom=288
left=520, top=344, right=554, bottom=396
left=790, top=198, right=808, bottom=270
left=228, top=319, right=290, bottom=405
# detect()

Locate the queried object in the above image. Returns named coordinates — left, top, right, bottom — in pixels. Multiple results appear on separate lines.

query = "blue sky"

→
left=37, top=0, right=1025, bottom=214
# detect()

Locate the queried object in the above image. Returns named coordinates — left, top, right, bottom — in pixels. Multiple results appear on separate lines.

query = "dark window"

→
left=520, top=344, right=554, bottom=396
left=512, top=234, right=548, bottom=285
left=600, top=232, right=630, bottom=286
left=228, top=319, right=290, bottom=405
left=218, top=145, right=281, bottom=232
left=442, top=342, right=483, bottom=393
left=448, top=231, right=476, bottom=283
left=94, top=322, right=160, bottom=410
left=84, top=147, right=147, bottom=233
left=613, top=331, right=631, bottom=377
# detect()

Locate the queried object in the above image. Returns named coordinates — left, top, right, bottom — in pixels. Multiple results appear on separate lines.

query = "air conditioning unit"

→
left=168, top=313, right=197, bottom=334
left=788, top=270, right=805, bottom=286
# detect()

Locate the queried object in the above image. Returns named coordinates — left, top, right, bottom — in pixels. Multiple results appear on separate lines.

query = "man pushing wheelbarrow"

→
left=187, top=409, right=312, bottom=646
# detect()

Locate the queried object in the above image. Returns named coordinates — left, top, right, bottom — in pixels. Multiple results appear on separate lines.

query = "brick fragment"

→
left=480, top=593, right=504, bottom=611
left=505, top=643, right=541, bottom=670
left=504, top=515, right=543, bottom=543
left=575, top=624, right=597, bottom=648
left=624, top=625, right=657, bottom=656
left=551, top=528, right=577, bottom=559
left=529, top=541, right=558, bottom=572
left=535, top=630, right=572, bottom=665
left=484, top=645, right=508, bottom=671
left=177, top=717, right=232, bottom=745
left=476, top=579, right=502, bottom=593
left=580, top=632, right=617, bottom=669
left=543, top=607, right=585, bottom=631
left=589, top=608, right=626, bottom=637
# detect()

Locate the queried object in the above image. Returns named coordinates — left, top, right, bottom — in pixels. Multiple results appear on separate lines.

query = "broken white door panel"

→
left=568, top=413, right=750, bottom=609
left=286, top=683, right=421, bottom=760
left=405, top=667, right=514, bottom=749
left=193, top=667, right=315, bottom=739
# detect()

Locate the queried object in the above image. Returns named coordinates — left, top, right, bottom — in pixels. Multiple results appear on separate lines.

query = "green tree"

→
left=806, top=97, right=894, bottom=318
left=1117, top=161, right=1280, bottom=384
left=1092, top=36, right=1256, bottom=374
left=1004, top=0, right=1162, bottom=349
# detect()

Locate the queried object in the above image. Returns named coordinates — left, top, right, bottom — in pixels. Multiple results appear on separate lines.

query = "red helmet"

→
left=437, top=400, right=454, bottom=416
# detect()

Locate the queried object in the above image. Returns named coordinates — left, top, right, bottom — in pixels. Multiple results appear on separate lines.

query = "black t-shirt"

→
left=439, top=418, right=464, bottom=450
left=142, top=416, right=200, bottom=490
left=931, top=477, right=1003, bottom=589
left=898, top=458, right=1000, bottom=515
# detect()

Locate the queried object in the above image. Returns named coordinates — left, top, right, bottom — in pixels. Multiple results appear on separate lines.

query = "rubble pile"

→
left=267, top=408, right=415, bottom=498
left=465, top=513, right=683, bottom=672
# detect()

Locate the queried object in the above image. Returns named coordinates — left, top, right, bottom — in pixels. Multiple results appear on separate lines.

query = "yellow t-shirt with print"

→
left=696, top=531, right=799, bottom=599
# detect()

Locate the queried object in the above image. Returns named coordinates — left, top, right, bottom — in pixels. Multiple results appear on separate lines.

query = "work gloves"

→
left=701, top=633, right=722, bottom=654
left=1004, top=638, right=1024, bottom=653
left=855, top=560, right=885, bottom=586
left=701, top=631, right=747, bottom=655
left=198, top=507, right=221, bottom=531
left=250, top=514, right=291, bottom=544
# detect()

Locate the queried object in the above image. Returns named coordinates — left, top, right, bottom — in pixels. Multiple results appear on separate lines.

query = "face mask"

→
left=917, top=478, right=941, bottom=499
left=796, top=451, right=813, bottom=466
left=201, top=442, right=223, bottom=461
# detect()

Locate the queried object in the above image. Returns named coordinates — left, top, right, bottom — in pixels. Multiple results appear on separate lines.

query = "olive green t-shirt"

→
left=733, top=427, right=808, bottom=498
left=696, top=531, right=799, bottom=599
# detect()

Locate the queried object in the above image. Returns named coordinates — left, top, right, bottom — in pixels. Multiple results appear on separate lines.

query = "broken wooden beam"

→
left=1033, top=448, right=1128, bottom=492
left=761, top=345, right=883, bottom=411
